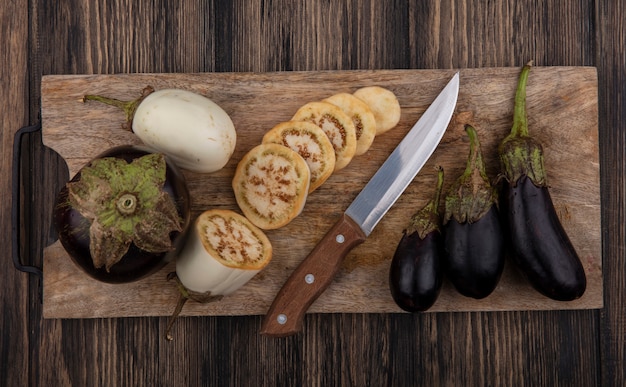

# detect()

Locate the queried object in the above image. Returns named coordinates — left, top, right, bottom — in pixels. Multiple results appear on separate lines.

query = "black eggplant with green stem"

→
left=443, top=124, right=505, bottom=299
left=498, top=61, right=586, bottom=301
left=389, top=167, right=444, bottom=312
left=54, top=146, right=191, bottom=283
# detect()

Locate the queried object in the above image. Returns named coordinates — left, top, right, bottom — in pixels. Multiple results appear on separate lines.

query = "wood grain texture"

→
left=0, top=1, right=32, bottom=386
left=4, top=0, right=621, bottom=386
left=597, top=0, right=626, bottom=384
left=40, top=67, right=601, bottom=319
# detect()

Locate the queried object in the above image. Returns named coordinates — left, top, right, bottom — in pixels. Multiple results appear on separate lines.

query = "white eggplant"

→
left=84, top=87, right=237, bottom=173
left=176, top=231, right=260, bottom=295
left=165, top=209, right=272, bottom=340
left=175, top=211, right=272, bottom=295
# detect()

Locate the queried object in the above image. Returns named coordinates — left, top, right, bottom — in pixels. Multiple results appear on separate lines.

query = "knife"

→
left=260, top=72, right=460, bottom=337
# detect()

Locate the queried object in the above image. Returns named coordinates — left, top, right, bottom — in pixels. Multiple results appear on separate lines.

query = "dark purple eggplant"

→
left=54, top=145, right=191, bottom=283
left=498, top=62, right=586, bottom=301
left=443, top=125, right=505, bottom=299
left=389, top=167, right=444, bottom=312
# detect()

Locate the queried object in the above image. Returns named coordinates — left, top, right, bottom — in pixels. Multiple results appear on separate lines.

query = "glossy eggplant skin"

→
left=54, top=145, right=191, bottom=283
left=389, top=230, right=443, bottom=312
left=500, top=175, right=586, bottom=301
left=443, top=206, right=505, bottom=299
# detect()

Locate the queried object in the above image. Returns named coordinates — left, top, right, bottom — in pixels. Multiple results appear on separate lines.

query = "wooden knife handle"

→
left=260, top=214, right=367, bottom=337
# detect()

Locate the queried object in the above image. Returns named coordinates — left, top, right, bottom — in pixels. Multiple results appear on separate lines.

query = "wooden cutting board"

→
left=40, top=67, right=601, bottom=319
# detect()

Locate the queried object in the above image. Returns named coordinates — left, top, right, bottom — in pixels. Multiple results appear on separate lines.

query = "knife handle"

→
left=260, top=214, right=366, bottom=337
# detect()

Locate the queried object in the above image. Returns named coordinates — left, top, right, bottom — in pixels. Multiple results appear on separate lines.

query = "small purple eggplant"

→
left=443, top=125, right=505, bottom=299
left=389, top=167, right=444, bottom=312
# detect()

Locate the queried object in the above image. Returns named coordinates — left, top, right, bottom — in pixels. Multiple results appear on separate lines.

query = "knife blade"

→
left=260, top=72, right=460, bottom=337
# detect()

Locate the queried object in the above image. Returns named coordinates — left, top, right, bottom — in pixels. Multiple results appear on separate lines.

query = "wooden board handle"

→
left=260, top=214, right=367, bottom=337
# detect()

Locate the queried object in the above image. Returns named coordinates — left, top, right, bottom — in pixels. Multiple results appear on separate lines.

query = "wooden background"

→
left=1, top=1, right=623, bottom=386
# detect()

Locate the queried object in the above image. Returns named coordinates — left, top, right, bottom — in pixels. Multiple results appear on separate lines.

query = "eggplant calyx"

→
left=66, top=153, right=183, bottom=271
left=444, top=125, right=497, bottom=224
left=498, top=135, right=547, bottom=187
left=498, top=61, right=548, bottom=187
left=165, top=272, right=223, bottom=341
left=406, top=166, right=444, bottom=239
left=83, top=85, right=154, bottom=131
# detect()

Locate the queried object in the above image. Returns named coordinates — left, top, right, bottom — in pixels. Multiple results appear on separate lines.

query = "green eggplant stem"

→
left=164, top=271, right=190, bottom=341
left=406, top=166, right=444, bottom=239
left=424, top=166, right=444, bottom=218
left=509, top=61, right=532, bottom=139
left=83, top=86, right=154, bottom=130
left=463, top=124, right=489, bottom=182
left=498, top=61, right=547, bottom=187
left=164, top=293, right=189, bottom=341
left=164, top=272, right=223, bottom=341
left=444, top=124, right=497, bottom=224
